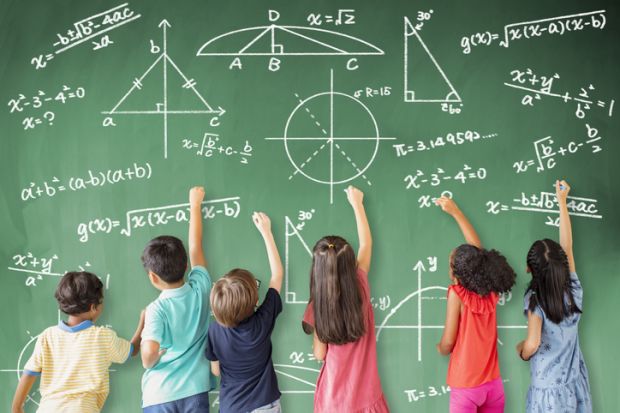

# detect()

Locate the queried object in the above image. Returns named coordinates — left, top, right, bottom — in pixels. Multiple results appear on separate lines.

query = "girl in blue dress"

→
left=516, top=180, right=592, bottom=412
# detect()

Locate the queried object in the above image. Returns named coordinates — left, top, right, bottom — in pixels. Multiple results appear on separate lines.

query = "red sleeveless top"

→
left=446, top=284, right=501, bottom=388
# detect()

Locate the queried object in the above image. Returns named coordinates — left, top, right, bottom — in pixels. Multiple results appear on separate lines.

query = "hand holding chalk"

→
left=435, top=196, right=460, bottom=216
left=555, top=179, right=570, bottom=204
left=345, top=185, right=364, bottom=208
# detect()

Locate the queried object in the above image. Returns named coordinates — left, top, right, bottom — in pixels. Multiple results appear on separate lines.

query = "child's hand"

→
left=189, top=186, right=205, bottom=205
left=435, top=196, right=460, bottom=216
left=555, top=179, right=570, bottom=205
left=252, top=212, right=271, bottom=236
left=516, top=340, right=525, bottom=356
left=345, top=185, right=364, bottom=207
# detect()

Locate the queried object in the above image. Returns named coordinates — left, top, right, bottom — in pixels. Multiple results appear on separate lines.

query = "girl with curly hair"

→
left=435, top=197, right=516, bottom=413
left=516, top=180, right=592, bottom=412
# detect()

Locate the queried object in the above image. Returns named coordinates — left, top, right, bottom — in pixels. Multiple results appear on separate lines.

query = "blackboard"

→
left=1, top=0, right=619, bottom=411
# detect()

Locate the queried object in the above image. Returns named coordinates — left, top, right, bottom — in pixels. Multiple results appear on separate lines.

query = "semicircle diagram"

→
left=196, top=25, right=384, bottom=56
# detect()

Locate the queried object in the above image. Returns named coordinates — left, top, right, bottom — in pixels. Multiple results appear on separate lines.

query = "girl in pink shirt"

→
left=302, top=186, right=389, bottom=413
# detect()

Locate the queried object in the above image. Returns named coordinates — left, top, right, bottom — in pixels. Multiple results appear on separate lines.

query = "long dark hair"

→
left=526, top=239, right=581, bottom=323
left=309, top=235, right=365, bottom=345
left=451, top=244, right=516, bottom=296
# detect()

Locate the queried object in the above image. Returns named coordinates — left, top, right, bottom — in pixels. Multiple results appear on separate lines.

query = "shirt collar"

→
left=58, top=319, right=94, bottom=333
left=159, top=282, right=190, bottom=299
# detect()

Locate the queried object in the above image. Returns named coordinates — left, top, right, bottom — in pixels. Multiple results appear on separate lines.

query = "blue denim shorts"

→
left=143, top=391, right=210, bottom=413
left=250, top=398, right=281, bottom=413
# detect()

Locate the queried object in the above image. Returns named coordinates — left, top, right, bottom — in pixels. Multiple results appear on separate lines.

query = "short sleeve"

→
left=255, top=288, right=283, bottom=329
left=108, top=329, right=132, bottom=364
left=523, top=291, right=544, bottom=320
left=570, top=272, right=583, bottom=310
left=188, top=265, right=213, bottom=293
left=302, top=301, right=315, bottom=334
left=23, top=334, right=45, bottom=376
left=205, top=328, right=218, bottom=361
left=142, top=304, right=165, bottom=344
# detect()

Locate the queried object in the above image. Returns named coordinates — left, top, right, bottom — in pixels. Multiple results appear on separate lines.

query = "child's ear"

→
left=148, top=271, right=160, bottom=285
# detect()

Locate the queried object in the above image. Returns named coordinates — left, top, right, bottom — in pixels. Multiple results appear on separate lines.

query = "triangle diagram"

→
left=404, top=17, right=461, bottom=103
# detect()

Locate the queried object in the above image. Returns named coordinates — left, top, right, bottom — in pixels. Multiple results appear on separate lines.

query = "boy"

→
left=206, top=212, right=284, bottom=413
left=140, top=186, right=214, bottom=412
left=11, top=271, right=144, bottom=413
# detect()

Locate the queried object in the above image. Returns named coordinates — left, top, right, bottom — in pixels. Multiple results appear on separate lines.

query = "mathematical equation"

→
left=352, top=86, right=392, bottom=99
left=77, top=196, right=241, bottom=243
left=307, top=9, right=355, bottom=26
left=8, top=253, right=109, bottom=288
left=404, top=384, right=450, bottom=403
left=461, top=9, right=606, bottom=54
left=7, top=85, right=85, bottom=130
left=289, top=351, right=320, bottom=365
left=31, top=3, right=141, bottom=69
left=417, top=191, right=453, bottom=209
left=181, top=133, right=253, bottom=164
left=370, top=295, right=391, bottom=312
left=513, top=124, right=602, bottom=173
left=393, top=131, right=498, bottom=157
left=404, top=165, right=487, bottom=190
left=21, top=162, right=152, bottom=202
left=486, top=191, right=602, bottom=227
left=504, top=68, right=614, bottom=119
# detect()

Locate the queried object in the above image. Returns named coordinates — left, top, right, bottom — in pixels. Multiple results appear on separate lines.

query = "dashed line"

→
left=288, top=142, right=329, bottom=180
left=333, top=143, right=372, bottom=185
left=294, top=93, right=328, bottom=136
left=482, top=133, right=498, bottom=139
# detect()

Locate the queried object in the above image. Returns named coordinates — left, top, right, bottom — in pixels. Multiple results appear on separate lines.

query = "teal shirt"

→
left=141, top=266, right=214, bottom=407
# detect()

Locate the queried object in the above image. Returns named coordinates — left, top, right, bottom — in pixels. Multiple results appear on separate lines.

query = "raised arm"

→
left=252, top=212, right=284, bottom=292
left=346, top=186, right=372, bottom=273
left=436, top=197, right=482, bottom=248
left=556, top=180, right=575, bottom=273
left=189, top=186, right=206, bottom=268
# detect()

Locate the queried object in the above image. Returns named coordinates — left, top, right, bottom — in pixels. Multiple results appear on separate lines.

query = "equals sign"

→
left=501, top=205, right=509, bottom=211
left=68, top=93, right=76, bottom=98
left=468, top=173, right=477, bottom=178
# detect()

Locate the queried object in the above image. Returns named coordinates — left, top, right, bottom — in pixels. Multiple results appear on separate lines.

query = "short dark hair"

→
left=55, top=271, right=104, bottom=315
left=451, top=244, right=516, bottom=296
left=210, top=269, right=258, bottom=327
left=141, top=236, right=188, bottom=283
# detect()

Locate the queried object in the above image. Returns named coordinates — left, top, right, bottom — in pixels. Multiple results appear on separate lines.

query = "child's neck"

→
left=159, top=279, right=185, bottom=290
left=66, top=314, right=94, bottom=327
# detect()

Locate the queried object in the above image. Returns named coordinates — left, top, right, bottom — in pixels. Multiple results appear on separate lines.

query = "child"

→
left=302, top=186, right=390, bottom=412
left=205, top=212, right=284, bottom=413
left=516, top=180, right=592, bottom=412
left=11, top=271, right=144, bottom=413
left=140, top=186, right=214, bottom=412
left=435, top=196, right=516, bottom=413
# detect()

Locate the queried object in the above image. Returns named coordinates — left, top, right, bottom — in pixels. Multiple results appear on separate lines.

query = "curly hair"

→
left=55, top=271, right=104, bottom=315
left=526, top=239, right=581, bottom=323
left=451, top=244, right=516, bottom=296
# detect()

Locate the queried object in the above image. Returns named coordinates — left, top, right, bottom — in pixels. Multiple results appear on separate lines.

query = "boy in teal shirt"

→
left=140, top=186, right=214, bottom=412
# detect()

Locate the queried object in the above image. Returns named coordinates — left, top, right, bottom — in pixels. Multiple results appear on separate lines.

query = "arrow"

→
left=216, top=106, right=226, bottom=116
left=159, top=19, right=171, bottom=55
left=413, top=260, right=426, bottom=273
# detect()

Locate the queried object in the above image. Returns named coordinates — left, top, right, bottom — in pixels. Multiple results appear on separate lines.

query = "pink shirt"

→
left=303, top=268, right=389, bottom=413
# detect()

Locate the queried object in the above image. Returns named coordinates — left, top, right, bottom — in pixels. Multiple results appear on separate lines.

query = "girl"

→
left=302, top=186, right=389, bottom=413
left=516, top=180, right=592, bottom=412
left=435, top=197, right=516, bottom=413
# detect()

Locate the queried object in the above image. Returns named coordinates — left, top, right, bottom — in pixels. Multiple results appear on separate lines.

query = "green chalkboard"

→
left=1, top=0, right=619, bottom=411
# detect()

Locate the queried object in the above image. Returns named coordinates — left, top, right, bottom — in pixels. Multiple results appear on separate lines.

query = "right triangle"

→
left=404, top=17, right=461, bottom=103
